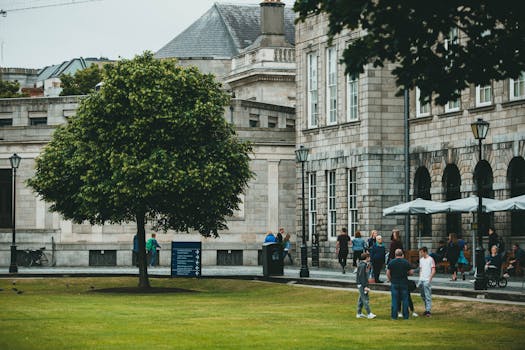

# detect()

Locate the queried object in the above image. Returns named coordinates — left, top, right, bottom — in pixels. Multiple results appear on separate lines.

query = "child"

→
left=356, top=252, right=377, bottom=319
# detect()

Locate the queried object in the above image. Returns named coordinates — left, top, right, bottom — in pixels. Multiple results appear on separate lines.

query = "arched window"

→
left=508, top=157, right=525, bottom=236
left=443, top=164, right=462, bottom=236
left=474, top=160, right=494, bottom=235
left=414, top=167, right=432, bottom=236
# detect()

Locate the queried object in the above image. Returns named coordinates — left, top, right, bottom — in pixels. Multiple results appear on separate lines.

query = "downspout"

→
left=404, top=89, right=411, bottom=249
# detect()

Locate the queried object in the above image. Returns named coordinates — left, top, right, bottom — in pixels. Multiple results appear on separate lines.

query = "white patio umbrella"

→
left=382, top=198, right=443, bottom=216
left=487, top=194, right=525, bottom=212
left=427, top=196, right=502, bottom=213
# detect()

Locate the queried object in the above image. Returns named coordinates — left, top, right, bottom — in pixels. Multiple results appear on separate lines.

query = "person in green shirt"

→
left=146, top=233, right=161, bottom=267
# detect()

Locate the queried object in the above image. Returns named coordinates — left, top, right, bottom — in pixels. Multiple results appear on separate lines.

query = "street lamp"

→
left=295, top=145, right=310, bottom=278
left=9, top=153, right=21, bottom=274
left=471, top=118, right=489, bottom=290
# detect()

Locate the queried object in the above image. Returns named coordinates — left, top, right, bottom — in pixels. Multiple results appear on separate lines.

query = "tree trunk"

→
left=136, top=212, right=150, bottom=288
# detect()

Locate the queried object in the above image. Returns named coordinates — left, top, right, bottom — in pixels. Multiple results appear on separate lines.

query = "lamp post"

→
left=9, top=153, right=21, bottom=274
left=471, top=118, right=489, bottom=290
left=295, top=145, right=310, bottom=278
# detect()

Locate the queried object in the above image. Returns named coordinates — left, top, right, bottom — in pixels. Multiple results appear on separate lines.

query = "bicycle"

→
left=17, top=247, right=49, bottom=267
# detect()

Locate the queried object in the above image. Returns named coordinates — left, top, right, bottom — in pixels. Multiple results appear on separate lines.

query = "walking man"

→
left=418, top=246, right=436, bottom=317
left=336, top=228, right=351, bottom=274
left=386, top=248, right=413, bottom=320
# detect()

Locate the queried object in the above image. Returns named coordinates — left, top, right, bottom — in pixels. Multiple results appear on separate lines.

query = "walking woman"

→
left=370, top=235, right=386, bottom=283
left=352, top=231, right=366, bottom=271
left=444, top=233, right=460, bottom=281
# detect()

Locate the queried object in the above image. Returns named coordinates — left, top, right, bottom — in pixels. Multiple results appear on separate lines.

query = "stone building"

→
left=0, top=1, right=297, bottom=267
left=295, top=14, right=525, bottom=268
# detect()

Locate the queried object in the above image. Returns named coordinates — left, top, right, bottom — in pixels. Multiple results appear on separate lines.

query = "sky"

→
left=0, top=0, right=296, bottom=69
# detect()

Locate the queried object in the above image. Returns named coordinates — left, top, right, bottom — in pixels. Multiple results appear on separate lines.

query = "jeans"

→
left=357, top=285, right=371, bottom=314
left=391, top=282, right=409, bottom=319
left=419, top=280, right=432, bottom=312
left=149, top=249, right=158, bottom=266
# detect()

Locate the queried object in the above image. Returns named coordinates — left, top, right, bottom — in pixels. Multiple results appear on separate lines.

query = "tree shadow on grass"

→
left=91, top=287, right=198, bottom=294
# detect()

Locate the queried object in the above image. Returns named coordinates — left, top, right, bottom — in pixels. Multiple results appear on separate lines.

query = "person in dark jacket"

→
left=355, top=252, right=376, bottom=319
left=444, top=233, right=460, bottom=281
left=370, top=235, right=386, bottom=283
left=388, top=229, right=403, bottom=264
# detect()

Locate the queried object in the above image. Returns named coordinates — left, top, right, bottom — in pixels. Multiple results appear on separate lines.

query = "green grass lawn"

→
left=1, top=277, right=524, bottom=350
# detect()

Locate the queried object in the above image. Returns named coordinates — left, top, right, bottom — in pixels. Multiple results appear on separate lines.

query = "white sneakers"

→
left=357, top=313, right=376, bottom=319
left=412, top=312, right=419, bottom=317
left=356, top=313, right=365, bottom=318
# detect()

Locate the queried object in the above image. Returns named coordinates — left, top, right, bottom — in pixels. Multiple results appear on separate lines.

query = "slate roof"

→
left=37, top=57, right=110, bottom=81
left=155, top=3, right=295, bottom=59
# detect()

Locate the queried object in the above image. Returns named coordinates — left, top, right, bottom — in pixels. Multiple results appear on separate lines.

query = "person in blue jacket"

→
left=264, top=231, right=277, bottom=243
left=352, top=231, right=366, bottom=271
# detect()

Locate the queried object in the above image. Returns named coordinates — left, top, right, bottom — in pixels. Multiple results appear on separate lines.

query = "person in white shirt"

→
left=418, top=246, right=436, bottom=317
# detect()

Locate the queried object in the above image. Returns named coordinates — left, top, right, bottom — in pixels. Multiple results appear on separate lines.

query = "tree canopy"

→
left=59, top=63, right=103, bottom=96
left=28, top=52, right=253, bottom=287
left=0, top=78, right=28, bottom=98
left=294, top=0, right=525, bottom=105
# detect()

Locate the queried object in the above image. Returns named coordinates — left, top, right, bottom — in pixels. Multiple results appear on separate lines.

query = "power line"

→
left=1, top=0, right=101, bottom=15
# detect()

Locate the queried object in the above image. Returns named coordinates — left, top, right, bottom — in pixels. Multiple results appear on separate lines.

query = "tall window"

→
left=327, top=170, right=337, bottom=239
left=308, top=172, right=317, bottom=241
left=508, top=157, right=525, bottom=236
left=307, top=52, right=319, bottom=128
left=326, top=47, right=337, bottom=125
left=416, top=87, right=430, bottom=117
left=346, top=74, right=358, bottom=121
left=414, top=167, right=432, bottom=236
left=443, top=164, right=462, bottom=236
left=476, top=84, right=492, bottom=107
left=347, top=168, right=358, bottom=236
left=510, top=72, right=525, bottom=101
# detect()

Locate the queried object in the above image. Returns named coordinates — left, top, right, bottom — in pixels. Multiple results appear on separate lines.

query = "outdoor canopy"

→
left=488, top=194, right=525, bottom=212
left=383, top=197, right=503, bottom=216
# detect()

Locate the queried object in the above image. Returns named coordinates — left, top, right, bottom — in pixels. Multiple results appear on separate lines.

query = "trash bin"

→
left=262, top=243, right=284, bottom=277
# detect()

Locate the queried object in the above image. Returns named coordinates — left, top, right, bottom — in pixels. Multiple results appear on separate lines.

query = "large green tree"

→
left=294, top=0, right=525, bottom=105
left=28, top=52, right=253, bottom=287
left=59, top=63, right=103, bottom=96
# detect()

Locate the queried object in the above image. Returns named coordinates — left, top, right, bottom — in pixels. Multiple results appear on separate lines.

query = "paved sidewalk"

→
left=2, top=264, right=524, bottom=303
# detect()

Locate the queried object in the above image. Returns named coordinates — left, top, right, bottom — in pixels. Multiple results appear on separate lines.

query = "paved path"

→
left=2, top=265, right=524, bottom=304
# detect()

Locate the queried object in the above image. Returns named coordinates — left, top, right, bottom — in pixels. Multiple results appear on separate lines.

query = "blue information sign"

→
left=171, top=242, right=202, bottom=277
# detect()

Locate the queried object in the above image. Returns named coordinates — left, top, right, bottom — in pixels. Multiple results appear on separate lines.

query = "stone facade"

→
left=295, top=14, right=525, bottom=267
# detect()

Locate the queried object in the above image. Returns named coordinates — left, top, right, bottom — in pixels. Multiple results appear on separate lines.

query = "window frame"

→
left=476, top=84, right=492, bottom=107
left=308, top=172, right=317, bottom=242
left=326, top=46, right=338, bottom=125
left=307, top=52, right=319, bottom=128
left=347, top=168, right=358, bottom=237
left=416, top=87, right=431, bottom=117
left=346, top=74, right=359, bottom=122
left=327, top=170, right=337, bottom=240
left=510, top=72, right=525, bottom=101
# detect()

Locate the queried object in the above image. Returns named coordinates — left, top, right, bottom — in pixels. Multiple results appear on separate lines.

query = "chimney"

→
left=261, top=0, right=285, bottom=36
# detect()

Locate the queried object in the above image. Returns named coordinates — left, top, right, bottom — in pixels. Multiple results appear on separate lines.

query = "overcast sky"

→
left=0, top=0, right=296, bottom=69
